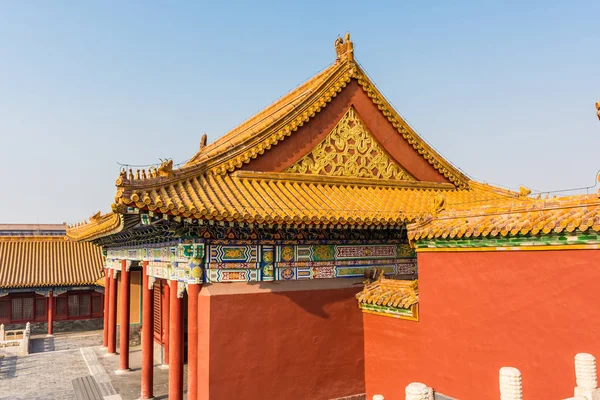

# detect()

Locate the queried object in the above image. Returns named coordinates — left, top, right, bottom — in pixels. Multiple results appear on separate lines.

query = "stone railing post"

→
left=0, top=323, right=4, bottom=341
left=19, top=322, right=31, bottom=355
left=406, top=382, right=429, bottom=400
left=373, top=395, right=384, bottom=400
left=499, top=367, right=523, bottom=400
left=574, top=353, right=600, bottom=400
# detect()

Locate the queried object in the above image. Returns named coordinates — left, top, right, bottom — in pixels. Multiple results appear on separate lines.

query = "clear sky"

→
left=1, top=1, right=599, bottom=224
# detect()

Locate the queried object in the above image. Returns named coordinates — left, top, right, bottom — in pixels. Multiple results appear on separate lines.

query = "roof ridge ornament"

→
left=334, top=32, right=354, bottom=63
left=596, top=101, right=600, bottom=120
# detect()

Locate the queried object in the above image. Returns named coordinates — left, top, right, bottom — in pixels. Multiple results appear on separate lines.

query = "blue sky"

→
left=1, top=1, right=599, bottom=223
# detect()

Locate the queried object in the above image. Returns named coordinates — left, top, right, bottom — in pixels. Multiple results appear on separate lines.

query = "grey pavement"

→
left=0, top=330, right=186, bottom=400
left=0, top=346, right=92, bottom=400
left=30, top=331, right=104, bottom=353
left=95, top=346, right=188, bottom=400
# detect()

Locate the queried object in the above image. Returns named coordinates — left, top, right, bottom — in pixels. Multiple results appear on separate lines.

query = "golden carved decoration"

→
left=335, top=32, right=354, bottom=63
left=285, top=107, right=414, bottom=180
left=596, top=101, right=600, bottom=121
left=519, top=186, right=531, bottom=197
left=224, top=248, right=244, bottom=258
left=157, top=159, right=174, bottom=178
left=428, top=194, right=445, bottom=217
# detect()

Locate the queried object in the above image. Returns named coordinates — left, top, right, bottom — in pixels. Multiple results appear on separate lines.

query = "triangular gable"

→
left=113, top=33, right=471, bottom=200
left=285, top=107, right=415, bottom=181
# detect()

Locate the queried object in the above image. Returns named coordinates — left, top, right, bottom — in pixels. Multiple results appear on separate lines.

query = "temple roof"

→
left=0, top=236, right=105, bottom=289
left=68, top=33, right=521, bottom=242
left=408, top=193, right=600, bottom=241
left=116, top=172, right=515, bottom=226
left=113, top=34, right=469, bottom=190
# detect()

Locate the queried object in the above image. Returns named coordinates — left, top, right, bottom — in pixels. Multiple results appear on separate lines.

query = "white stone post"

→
left=19, top=322, right=31, bottom=355
left=499, top=367, right=523, bottom=400
left=574, top=353, right=600, bottom=400
left=406, top=382, right=429, bottom=400
left=373, top=395, right=385, bottom=400
left=0, top=323, right=4, bottom=341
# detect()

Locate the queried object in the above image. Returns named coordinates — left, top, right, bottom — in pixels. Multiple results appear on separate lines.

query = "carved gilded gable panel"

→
left=285, top=107, right=415, bottom=180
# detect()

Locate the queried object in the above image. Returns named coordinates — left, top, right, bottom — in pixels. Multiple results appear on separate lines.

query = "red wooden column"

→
left=168, top=280, right=184, bottom=400
left=163, top=281, right=170, bottom=366
left=47, top=291, right=54, bottom=336
left=103, top=267, right=110, bottom=347
left=107, top=268, right=118, bottom=355
left=140, top=261, right=154, bottom=399
left=187, top=283, right=200, bottom=400
left=118, top=260, right=131, bottom=372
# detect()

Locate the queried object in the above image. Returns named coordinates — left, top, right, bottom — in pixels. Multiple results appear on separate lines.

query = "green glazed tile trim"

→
left=413, top=230, right=600, bottom=249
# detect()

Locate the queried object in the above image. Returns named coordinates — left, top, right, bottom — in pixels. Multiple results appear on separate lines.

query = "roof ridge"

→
left=0, top=235, right=68, bottom=242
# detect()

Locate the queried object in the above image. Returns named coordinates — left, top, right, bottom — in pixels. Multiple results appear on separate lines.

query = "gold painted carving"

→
left=224, top=248, right=244, bottom=258
left=157, top=159, right=174, bottom=178
left=285, top=107, right=414, bottom=180
left=335, top=32, right=354, bottom=63
left=596, top=101, right=600, bottom=120
left=428, top=194, right=445, bottom=217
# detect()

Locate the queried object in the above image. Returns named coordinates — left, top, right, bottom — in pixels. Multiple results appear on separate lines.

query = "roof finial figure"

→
left=200, top=133, right=208, bottom=150
left=157, top=159, right=174, bottom=178
left=334, top=32, right=354, bottom=63
left=596, top=101, right=600, bottom=120
left=519, top=186, right=531, bottom=197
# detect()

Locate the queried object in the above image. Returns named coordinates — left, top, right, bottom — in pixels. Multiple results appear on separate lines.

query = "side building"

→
left=0, top=224, right=106, bottom=334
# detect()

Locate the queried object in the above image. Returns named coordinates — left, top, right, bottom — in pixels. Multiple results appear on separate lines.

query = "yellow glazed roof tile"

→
left=0, top=236, right=105, bottom=288
left=66, top=212, right=123, bottom=241
left=114, top=171, right=516, bottom=227
left=356, top=277, right=418, bottom=309
left=409, top=193, right=600, bottom=241
left=70, top=176, right=517, bottom=242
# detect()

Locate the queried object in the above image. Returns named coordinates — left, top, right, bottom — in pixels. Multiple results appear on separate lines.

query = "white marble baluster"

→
left=499, top=367, right=523, bottom=400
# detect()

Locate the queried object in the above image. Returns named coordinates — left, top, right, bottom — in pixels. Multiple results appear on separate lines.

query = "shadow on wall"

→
left=254, top=278, right=366, bottom=319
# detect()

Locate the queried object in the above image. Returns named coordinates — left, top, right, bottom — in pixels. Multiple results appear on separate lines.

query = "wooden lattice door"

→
left=153, top=281, right=162, bottom=343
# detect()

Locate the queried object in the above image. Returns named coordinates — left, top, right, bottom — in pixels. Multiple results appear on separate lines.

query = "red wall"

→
left=365, top=250, right=600, bottom=400
left=198, top=283, right=366, bottom=400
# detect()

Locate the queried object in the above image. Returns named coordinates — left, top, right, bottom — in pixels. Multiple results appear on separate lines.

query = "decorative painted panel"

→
left=208, top=245, right=258, bottom=263
left=274, top=244, right=409, bottom=262
left=334, top=264, right=397, bottom=278
left=102, top=239, right=414, bottom=283
left=260, top=246, right=274, bottom=282
left=334, top=245, right=397, bottom=259
left=277, top=267, right=296, bottom=281
left=206, top=269, right=259, bottom=283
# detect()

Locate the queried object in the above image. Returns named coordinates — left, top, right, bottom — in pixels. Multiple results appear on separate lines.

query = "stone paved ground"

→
left=0, top=347, right=91, bottom=400
left=0, top=331, right=186, bottom=400
left=30, top=330, right=104, bottom=353
left=96, top=346, right=188, bottom=400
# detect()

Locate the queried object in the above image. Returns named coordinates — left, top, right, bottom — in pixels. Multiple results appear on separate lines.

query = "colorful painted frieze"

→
left=208, top=245, right=258, bottom=263
left=206, top=269, right=259, bottom=283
